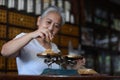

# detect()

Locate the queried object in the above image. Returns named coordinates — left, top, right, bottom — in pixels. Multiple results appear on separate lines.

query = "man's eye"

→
left=55, top=25, right=60, bottom=28
left=47, top=21, right=51, bottom=24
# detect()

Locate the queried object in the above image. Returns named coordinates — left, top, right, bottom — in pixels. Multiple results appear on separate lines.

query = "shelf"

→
left=85, top=21, right=110, bottom=32
left=84, top=0, right=120, bottom=75
left=82, top=44, right=120, bottom=54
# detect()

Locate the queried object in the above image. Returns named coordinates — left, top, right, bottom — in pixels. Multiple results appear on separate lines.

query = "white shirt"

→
left=16, top=33, right=60, bottom=75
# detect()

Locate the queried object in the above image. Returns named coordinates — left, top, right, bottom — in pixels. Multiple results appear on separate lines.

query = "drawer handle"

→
left=20, top=18, right=24, bottom=21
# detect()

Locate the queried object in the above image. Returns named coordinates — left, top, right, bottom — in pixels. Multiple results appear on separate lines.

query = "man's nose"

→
left=48, top=24, right=54, bottom=31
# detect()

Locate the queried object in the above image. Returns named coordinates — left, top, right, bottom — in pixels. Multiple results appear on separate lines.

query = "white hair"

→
left=41, top=6, right=65, bottom=25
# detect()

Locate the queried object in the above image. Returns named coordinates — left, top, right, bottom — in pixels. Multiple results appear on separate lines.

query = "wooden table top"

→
left=0, top=74, right=120, bottom=80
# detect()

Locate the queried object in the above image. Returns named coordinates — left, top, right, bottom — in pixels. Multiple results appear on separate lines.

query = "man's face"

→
left=38, top=12, right=62, bottom=36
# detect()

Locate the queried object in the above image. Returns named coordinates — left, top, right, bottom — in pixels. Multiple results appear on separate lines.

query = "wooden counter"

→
left=0, top=74, right=120, bottom=80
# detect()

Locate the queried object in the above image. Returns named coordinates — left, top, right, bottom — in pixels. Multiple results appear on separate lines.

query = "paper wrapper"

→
left=77, top=69, right=98, bottom=75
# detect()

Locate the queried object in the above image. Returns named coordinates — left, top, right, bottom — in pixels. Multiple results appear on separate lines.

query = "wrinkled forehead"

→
left=43, top=11, right=61, bottom=19
left=42, top=11, right=62, bottom=24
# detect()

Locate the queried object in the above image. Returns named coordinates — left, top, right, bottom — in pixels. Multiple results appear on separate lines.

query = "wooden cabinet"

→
left=60, top=35, right=79, bottom=48
left=59, top=24, right=80, bottom=55
left=7, top=58, right=17, bottom=70
left=0, top=25, right=6, bottom=38
left=61, top=24, right=79, bottom=37
left=0, top=9, right=7, bottom=23
left=8, top=11, right=36, bottom=29
left=52, top=35, right=60, bottom=45
left=82, top=0, right=120, bottom=75
left=8, top=27, right=33, bottom=39
left=0, top=54, right=5, bottom=70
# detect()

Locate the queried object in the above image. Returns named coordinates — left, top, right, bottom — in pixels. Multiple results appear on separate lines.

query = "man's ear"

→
left=37, top=16, right=41, bottom=26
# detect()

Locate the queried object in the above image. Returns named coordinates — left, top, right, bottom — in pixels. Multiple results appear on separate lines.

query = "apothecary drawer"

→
left=8, top=12, right=36, bottom=29
left=0, top=9, right=7, bottom=23
left=0, top=55, right=5, bottom=70
left=8, top=27, right=33, bottom=39
left=0, top=24, right=6, bottom=38
left=7, top=58, right=17, bottom=70
left=61, top=24, right=79, bottom=36
left=0, top=40, right=6, bottom=51
left=52, top=35, right=60, bottom=45
left=60, top=48, right=68, bottom=55
left=60, top=35, right=79, bottom=48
